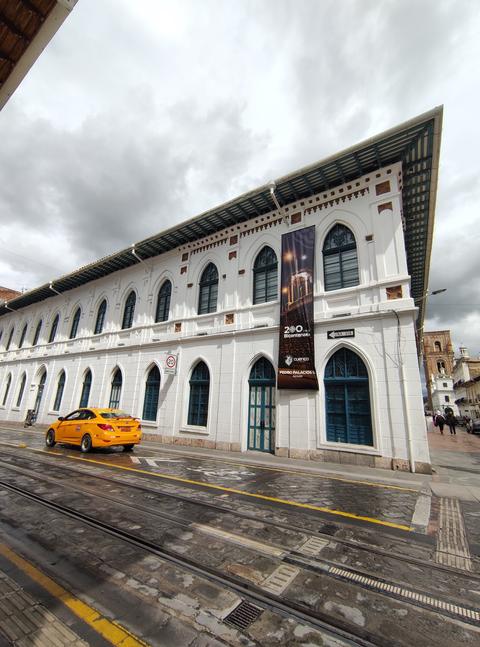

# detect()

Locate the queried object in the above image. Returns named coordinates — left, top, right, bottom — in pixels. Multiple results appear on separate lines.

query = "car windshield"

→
left=99, top=411, right=132, bottom=419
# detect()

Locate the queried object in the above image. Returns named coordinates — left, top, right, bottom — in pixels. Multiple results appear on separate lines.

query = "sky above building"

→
left=0, top=0, right=479, bottom=356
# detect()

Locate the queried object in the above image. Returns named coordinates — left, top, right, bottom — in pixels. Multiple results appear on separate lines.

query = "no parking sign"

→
left=164, top=353, right=178, bottom=375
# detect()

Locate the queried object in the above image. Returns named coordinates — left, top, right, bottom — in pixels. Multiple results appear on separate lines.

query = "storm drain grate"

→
left=224, top=601, right=263, bottom=630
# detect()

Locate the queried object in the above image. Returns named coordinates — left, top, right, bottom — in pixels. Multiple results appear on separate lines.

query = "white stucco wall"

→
left=0, top=162, right=430, bottom=469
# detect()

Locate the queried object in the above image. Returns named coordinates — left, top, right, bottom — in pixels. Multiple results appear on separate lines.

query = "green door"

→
left=248, top=358, right=276, bottom=453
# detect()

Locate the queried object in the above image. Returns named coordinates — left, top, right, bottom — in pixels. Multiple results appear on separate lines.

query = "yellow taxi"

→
left=45, top=408, right=142, bottom=453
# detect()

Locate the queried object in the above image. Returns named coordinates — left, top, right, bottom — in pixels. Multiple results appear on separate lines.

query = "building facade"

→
left=453, top=347, right=480, bottom=418
left=422, top=330, right=455, bottom=411
left=0, top=109, right=443, bottom=473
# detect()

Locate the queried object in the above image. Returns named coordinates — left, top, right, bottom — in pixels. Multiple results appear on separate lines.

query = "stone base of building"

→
left=143, top=432, right=432, bottom=474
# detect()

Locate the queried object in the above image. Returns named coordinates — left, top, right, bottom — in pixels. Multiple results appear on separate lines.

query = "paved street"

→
left=0, top=422, right=478, bottom=646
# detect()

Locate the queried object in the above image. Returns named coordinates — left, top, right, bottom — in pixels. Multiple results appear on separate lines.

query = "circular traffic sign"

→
left=166, top=354, right=177, bottom=369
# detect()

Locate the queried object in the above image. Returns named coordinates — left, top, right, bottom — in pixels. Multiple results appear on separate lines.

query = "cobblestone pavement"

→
left=0, top=423, right=479, bottom=646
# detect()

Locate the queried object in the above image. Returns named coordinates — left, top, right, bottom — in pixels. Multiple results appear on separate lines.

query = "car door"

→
left=58, top=410, right=83, bottom=442
left=69, top=409, right=94, bottom=445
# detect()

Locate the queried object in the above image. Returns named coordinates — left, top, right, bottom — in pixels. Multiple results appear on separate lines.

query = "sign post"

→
left=164, top=353, right=178, bottom=375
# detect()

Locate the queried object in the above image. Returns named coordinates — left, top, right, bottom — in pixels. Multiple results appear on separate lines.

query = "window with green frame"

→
left=253, top=246, right=278, bottom=304
left=143, top=365, right=161, bottom=421
left=187, top=361, right=210, bottom=426
left=2, top=374, right=12, bottom=406
left=16, top=373, right=27, bottom=407
left=18, top=323, right=28, bottom=348
left=79, top=370, right=92, bottom=408
left=155, top=281, right=172, bottom=322
left=323, top=224, right=359, bottom=291
left=109, top=369, right=122, bottom=408
left=94, top=300, right=107, bottom=334
left=32, top=319, right=42, bottom=345
left=198, top=264, right=218, bottom=315
left=122, top=291, right=136, bottom=329
left=53, top=371, right=66, bottom=411
left=69, top=308, right=81, bottom=339
left=5, top=327, right=14, bottom=351
left=48, top=314, right=59, bottom=343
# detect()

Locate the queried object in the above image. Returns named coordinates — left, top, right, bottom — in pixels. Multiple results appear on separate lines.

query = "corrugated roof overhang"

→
left=0, top=106, right=443, bottom=335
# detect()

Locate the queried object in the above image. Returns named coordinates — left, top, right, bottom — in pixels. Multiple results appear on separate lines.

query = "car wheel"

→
left=45, top=429, right=56, bottom=447
left=123, top=444, right=134, bottom=452
left=81, top=434, right=92, bottom=453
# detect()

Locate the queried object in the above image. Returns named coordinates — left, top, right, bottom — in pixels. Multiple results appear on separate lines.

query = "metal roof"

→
left=0, top=106, right=443, bottom=333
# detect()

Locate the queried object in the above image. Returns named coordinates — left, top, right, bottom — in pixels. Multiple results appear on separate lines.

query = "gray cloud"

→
left=1, top=0, right=480, bottom=356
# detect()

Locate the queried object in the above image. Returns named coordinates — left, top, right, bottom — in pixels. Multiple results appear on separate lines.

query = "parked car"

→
left=45, top=408, right=142, bottom=452
left=454, top=416, right=465, bottom=427
left=468, top=419, right=480, bottom=434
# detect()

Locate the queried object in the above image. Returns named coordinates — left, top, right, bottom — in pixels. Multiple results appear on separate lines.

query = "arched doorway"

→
left=324, top=348, right=373, bottom=446
left=248, top=357, right=276, bottom=453
left=34, top=370, right=47, bottom=417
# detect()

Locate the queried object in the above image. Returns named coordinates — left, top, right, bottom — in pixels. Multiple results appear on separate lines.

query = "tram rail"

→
left=0, top=453, right=479, bottom=634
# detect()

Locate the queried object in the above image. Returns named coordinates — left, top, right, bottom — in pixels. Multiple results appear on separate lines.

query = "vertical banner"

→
left=278, top=225, right=319, bottom=390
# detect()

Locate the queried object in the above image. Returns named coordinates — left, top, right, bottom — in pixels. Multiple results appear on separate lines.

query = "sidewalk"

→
left=0, top=567, right=87, bottom=646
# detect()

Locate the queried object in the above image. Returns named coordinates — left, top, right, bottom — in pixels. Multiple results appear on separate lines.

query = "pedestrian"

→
left=445, top=410, right=456, bottom=435
left=434, top=410, right=445, bottom=434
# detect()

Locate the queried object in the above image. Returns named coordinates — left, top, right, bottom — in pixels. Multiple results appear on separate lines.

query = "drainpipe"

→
left=49, top=282, right=62, bottom=296
left=131, top=245, right=150, bottom=268
left=390, top=309, right=416, bottom=473
left=268, top=181, right=289, bottom=226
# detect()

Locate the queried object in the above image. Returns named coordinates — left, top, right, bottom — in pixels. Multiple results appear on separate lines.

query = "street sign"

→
left=327, top=329, right=355, bottom=339
left=164, top=354, right=178, bottom=374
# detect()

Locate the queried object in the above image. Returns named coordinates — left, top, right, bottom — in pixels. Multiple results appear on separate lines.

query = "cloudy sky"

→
left=1, top=0, right=479, bottom=355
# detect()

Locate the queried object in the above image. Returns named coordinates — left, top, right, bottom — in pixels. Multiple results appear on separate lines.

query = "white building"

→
left=431, top=375, right=458, bottom=416
left=0, top=108, right=443, bottom=473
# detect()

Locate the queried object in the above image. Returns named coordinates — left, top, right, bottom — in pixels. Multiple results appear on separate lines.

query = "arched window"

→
left=253, top=246, right=278, bottom=304
left=109, top=369, right=122, bottom=408
left=122, top=291, right=136, bottom=329
left=53, top=371, right=66, bottom=411
left=2, top=373, right=12, bottom=406
left=33, top=319, right=42, bottom=345
left=16, top=373, right=26, bottom=407
left=188, top=361, right=210, bottom=426
left=5, top=327, right=14, bottom=351
left=34, top=370, right=47, bottom=415
left=143, top=365, right=161, bottom=421
left=155, top=281, right=172, bottom=322
left=434, top=341, right=442, bottom=352
left=69, top=307, right=81, bottom=339
left=94, top=300, right=107, bottom=335
left=248, top=357, right=276, bottom=453
left=48, top=314, right=59, bottom=343
left=437, top=360, right=446, bottom=374
left=323, top=224, right=359, bottom=291
left=18, top=323, right=28, bottom=348
left=79, top=370, right=92, bottom=408
left=198, top=264, right=218, bottom=315
left=324, top=348, right=373, bottom=446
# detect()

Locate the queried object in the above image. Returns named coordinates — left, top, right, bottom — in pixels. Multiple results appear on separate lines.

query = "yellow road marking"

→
left=0, top=431, right=418, bottom=492
left=0, top=543, right=149, bottom=647
left=140, top=444, right=419, bottom=492
left=0, top=442, right=413, bottom=531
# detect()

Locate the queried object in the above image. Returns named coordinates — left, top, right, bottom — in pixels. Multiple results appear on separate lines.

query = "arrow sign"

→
left=327, top=329, right=355, bottom=339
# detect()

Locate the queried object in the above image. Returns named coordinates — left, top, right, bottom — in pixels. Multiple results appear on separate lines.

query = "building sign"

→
left=278, top=226, right=319, bottom=390
left=164, top=354, right=178, bottom=375
left=327, top=329, right=355, bottom=340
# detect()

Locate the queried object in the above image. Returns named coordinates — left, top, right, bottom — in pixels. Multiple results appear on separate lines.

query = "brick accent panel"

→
left=375, top=180, right=391, bottom=195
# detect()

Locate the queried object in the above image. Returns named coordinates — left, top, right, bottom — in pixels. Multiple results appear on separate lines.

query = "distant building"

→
left=431, top=375, right=458, bottom=416
left=0, top=287, right=21, bottom=302
left=422, top=331, right=455, bottom=411
left=453, top=347, right=480, bottom=419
